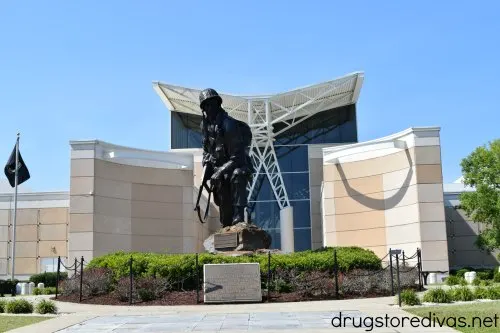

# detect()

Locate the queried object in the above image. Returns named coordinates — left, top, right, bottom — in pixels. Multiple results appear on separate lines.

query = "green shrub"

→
left=476, top=270, right=493, bottom=280
left=5, top=299, right=33, bottom=314
left=422, top=288, right=452, bottom=303
left=494, top=268, right=500, bottom=283
left=479, top=279, right=492, bottom=287
left=87, top=247, right=382, bottom=291
left=455, top=268, right=470, bottom=278
left=459, top=278, right=468, bottom=286
left=0, top=299, right=6, bottom=313
left=485, top=286, right=500, bottom=300
left=445, top=275, right=464, bottom=286
left=43, top=287, right=57, bottom=295
left=33, top=287, right=42, bottom=295
left=472, top=277, right=481, bottom=286
left=29, top=272, right=68, bottom=288
left=474, top=286, right=489, bottom=299
left=35, top=299, right=57, bottom=314
left=399, top=289, right=421, bottom=306
left=449, top=286, right=475, bottom=302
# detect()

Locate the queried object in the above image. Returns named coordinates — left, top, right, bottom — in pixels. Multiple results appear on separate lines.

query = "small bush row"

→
left=399, top=285, right=500, bottom=306
left=33, top=287, right=57, bottom=295
left=85, top=247, right=382, bottom=288
left=0, top=298, right=57, bottom=314
left=450, top=267, right=500, bottom=282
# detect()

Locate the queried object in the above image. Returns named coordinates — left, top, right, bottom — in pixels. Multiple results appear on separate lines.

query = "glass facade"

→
left=170, top=104, right=357, bottom=251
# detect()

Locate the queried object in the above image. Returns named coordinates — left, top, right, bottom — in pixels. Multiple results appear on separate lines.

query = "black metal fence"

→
left=54, top=248, right=422, bottom=306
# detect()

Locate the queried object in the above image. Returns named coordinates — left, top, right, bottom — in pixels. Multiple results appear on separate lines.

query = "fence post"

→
left=389, top=248, right=394, bottom=296
left=195, top=253, right=199, bottom=304
left=74, top=257, right=77, bottom=278
left=267, top=250, right=271, bottom=302
left=417, top=248, right=422, bottom=291
left=396, top=253, right=401, bottom=307
left=79, top=256, right=84, bottom=302
left=402, top=251, right=406, bottom=267
left=55, top=256, right=61, bottom=299
left=129, top=256, right=133, bottom=305
left=334, top=248, right=339, bottom=299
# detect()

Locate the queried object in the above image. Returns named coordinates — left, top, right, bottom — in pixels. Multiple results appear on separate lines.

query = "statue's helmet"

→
left=199, top=88, right=222, bottom=108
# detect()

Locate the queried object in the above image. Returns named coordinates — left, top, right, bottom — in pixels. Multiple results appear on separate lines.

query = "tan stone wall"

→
left=322, top=129, right=449, bottom=271
left=0, top=206, right=68, bottom=277
left=69, top=143, right=212, bottom=262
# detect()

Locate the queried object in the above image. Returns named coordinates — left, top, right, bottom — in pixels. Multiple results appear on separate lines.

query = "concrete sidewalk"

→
left=4, top=295, right=458, bottom=332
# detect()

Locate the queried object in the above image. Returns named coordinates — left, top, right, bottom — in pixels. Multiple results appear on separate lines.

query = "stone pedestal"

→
left=203, top=263, right=262, bottom=303
left=204, top=222, right=272, bottom=254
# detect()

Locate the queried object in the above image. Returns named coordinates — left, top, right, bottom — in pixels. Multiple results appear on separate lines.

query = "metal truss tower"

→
left=153, top=72, right=364, bottom=253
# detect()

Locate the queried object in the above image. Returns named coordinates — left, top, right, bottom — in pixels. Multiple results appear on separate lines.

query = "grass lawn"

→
left=404, top=301, right=500, bottom=333
left=0, top=316, right=52, bottom=333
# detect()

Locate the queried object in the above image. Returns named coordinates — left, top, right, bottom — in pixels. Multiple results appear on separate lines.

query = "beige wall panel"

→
left=364, top=246, right=388, bottom=258
left=385, top=223, right=421, bottom=245
left=383, top=184, right=418, bottom=210
left=333, top=174, right=383, bottom=198
left=0, top=259, right=7, bottom=274
left=15, top=225, right=37, bottom=241
left=131, top=218, right=183, bottom=237
left=323, top=215, right=336, bottom=233
left=69, top=232, right=93, bottom=251
left=322, top=181, right=334, bottom=199
left=0, top=210, right=8, bottom=225
left=413, top=146, right=442, bottom=165
left=0, top=242, right=8, bottom=258
left=70, top=196, right=93, bottom=214
left=70, top=159, right=94, bottom=177
left=420, top=221, right=448, bottom=242
left=16, top=209, right=38, bottom=225
left=335, top=228, right=386, bottom=247
left=15, top=242, right=37, bottom=258
left=311, top=224, right=323, bottom=245
left=182, top=237, right=198, bottom=253
left=16, top=258, right=37, bottom=274
left=131, top=183, right=183, bottom=203
left=93, top=233, right=131, bottom=253
left=382, top=167, right=417, bottom=192
left=335, top=210, right=385, bottom=231
left=419, top=202, right=446, bottom=222
left=69, top=214, right=93, bottom=232
left=334, top=191, right=385, bottom=215
left=39, top=208, right=68, bottom=224
left=323, top=164, right=336, bottom=182
left=0, top=226, right=8, bottom=241
left=183, top=187, right=194, bottom=204
left=421, top=260, right=449, bottom=272
left=70, top=177, right=94, bottom=196
left=323, top=198, right=335, bottom=216
left=420, top=241, right=449, bottom=261
left=131, top=235, right=183, bottom=253
left=39, top=241, right=67, bottom=257
left=94, top=196, right=131, bottom=218
left=384, top=203, right=420, bottom=227
left=68, top=251, right=93, bottom=263
left=183, top=219, right=197, bottom=238
left=131, top=201, right=183, bottom=220
left=93, top=215, right=131, bottom=235
left=417, top=184, right=444, bottom=203
left=416, top=164, right=443, bottom=184
left=39, top=224, right=67, bottom=241
left=94, top=178, right=132, bottom=200
left=324, top=232, right=337, bottom=246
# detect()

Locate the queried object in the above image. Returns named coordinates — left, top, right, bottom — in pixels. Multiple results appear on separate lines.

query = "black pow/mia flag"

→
left=4, top=144, right=30, bottom=187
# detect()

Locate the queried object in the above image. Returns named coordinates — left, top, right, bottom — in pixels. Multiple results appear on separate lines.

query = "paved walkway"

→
left=4, top=295, right=458, bottom=332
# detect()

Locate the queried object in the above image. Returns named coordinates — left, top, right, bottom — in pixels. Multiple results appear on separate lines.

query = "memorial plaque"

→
left=203, top=263, right=262, bottom=303
left=214, top=232, right=238, bottom=250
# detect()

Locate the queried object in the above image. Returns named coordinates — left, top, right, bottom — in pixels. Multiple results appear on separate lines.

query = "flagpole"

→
left=11, top=133, right=20, bottom=281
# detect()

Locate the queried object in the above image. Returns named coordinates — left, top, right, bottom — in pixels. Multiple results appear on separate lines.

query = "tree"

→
left=459, top=139, right=500, bottom=257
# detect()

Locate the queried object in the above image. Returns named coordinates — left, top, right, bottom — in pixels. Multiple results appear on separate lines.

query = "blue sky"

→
left=1, top=1, right=498, bottom=192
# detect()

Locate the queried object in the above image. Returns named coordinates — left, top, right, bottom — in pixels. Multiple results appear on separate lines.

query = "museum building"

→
left=1, top=71, right=498, bottom=281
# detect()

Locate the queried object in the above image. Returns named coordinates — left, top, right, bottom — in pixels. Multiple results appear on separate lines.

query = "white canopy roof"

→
left=153, top=71, right=364, bottom=123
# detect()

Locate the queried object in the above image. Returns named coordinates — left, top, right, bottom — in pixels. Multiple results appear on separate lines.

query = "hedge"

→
left=29, top=272, right=68, bottom=288
left=87, top=246, right=382, bottom=283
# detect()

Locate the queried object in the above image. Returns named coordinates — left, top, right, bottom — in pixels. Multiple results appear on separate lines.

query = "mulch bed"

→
left=52, top=290, right=392, bottom=306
